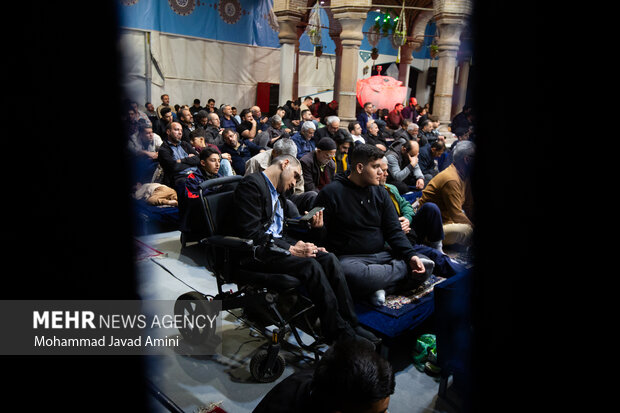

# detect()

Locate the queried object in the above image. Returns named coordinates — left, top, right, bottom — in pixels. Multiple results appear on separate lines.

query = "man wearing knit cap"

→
left=300, top=137, right=337, bottom=192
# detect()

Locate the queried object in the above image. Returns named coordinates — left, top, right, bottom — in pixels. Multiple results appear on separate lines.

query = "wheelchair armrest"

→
left=285, top=218, right=311, bottom=232
left=201, top=235, right=254, bottom=250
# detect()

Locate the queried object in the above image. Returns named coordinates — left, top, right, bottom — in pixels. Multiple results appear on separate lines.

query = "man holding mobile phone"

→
left=232, top=155, right=381, bottom=347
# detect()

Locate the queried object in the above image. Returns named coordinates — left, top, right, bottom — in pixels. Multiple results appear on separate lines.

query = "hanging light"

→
left=306, top=3, right=322, bottom=69
left=392, top=2, right=407, bottom=63
left=367, top=24, right=381, bottom=64
left=367, top=24, right=381, bottom=48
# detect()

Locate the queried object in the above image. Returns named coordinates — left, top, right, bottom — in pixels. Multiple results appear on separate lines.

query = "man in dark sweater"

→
left=314, top=144, right=432, bottom=306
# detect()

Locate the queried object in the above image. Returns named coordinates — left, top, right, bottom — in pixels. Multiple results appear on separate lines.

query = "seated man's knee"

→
left=443, top=223, right=473, bottom=246
left=418, top=201, right=441, bottom=217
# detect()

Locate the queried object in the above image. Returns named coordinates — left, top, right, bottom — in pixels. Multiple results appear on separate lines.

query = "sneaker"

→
left=370, top=289, right=386, bottom=306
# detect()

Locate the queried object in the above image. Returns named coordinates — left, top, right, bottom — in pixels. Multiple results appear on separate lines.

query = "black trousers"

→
left=249, top=251, right=358, bottom=342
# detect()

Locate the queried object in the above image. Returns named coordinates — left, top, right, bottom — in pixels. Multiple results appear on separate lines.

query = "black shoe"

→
left=354, top=325, right=382, bottom=346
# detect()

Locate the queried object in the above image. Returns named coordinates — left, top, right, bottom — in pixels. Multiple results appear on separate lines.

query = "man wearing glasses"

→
left=232, top=155, right=380, bottom=347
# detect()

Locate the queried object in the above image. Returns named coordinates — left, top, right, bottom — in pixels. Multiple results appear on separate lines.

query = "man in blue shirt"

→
left=232, top=155, right=380, bottom=347
left=219, top=104, right=239, bottom=130
left=290, top=121, right=316, bottom=159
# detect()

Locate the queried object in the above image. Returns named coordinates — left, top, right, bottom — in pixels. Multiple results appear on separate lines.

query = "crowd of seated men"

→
left=124, top=94, right=475, bottom=344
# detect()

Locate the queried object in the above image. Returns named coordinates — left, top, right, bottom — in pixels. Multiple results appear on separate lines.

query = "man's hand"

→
left=408, top=153, right=419, bottom=167
left=409, top=255, right=425, bottom=274
left=399, top=216, right=410, bottom=233
left=289, top=240, right=325, bottom=258
left=307, top=209, right=323, bottom=228
left=221, top=153, right=232, bottom=161
left=415, top=178, right=424, bottom=189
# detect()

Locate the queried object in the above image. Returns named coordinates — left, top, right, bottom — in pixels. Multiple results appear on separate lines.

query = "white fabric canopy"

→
left=119, top=28, right=338, bottom=111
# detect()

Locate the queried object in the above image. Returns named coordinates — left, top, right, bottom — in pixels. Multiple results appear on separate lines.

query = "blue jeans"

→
left=411, top=202, right=444, bottom=243
left=219, top=159, right=233, bottom=177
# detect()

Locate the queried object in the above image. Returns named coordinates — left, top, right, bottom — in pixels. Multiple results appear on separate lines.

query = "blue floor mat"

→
left=355, top=275, right=446, bottom=338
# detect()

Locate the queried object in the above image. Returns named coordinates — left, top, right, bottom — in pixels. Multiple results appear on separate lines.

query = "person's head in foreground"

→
left=311, top=337, right=395, bottom=413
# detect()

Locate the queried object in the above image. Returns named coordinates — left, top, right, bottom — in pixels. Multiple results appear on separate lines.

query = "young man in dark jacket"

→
left=179, top=147, right=225, bottom=236
left=314, top=144, right=432, bottom=306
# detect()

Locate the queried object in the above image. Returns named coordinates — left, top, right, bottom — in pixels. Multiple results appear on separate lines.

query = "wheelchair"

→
left=174, top=175, right=325, bottom=382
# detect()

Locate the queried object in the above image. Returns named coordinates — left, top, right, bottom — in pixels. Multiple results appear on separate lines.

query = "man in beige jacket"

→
left=418, top=140, right=475, bottom=247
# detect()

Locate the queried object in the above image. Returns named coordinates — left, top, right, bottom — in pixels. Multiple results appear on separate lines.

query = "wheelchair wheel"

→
left=250, top=350, right=285, bottom=383
left=174, top=291, right=213, bottom=345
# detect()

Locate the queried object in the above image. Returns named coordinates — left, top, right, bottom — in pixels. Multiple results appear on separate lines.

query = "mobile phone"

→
left=299, top=206, right=324, bottom=221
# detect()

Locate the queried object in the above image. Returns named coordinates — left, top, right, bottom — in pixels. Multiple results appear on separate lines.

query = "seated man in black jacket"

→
left=300, top=137, right=336, bottom=193
left=314, top=144, right=432, bottom=307
left=157, top=121, right=200, bottom=196
left=363, top=120, right=388, bottom=151
left=313, top=115, right=349, bottom=146
left=218, top=128, right=263, bottom=175
left=232, top=155, right=379, bottom=346
left=204, top=112, right=224, bottom=145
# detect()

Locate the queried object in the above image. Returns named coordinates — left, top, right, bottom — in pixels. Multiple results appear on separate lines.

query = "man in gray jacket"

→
left=385, top=139, right=425, bottom=194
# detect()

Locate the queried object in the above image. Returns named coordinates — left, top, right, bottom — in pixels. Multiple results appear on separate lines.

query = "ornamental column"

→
left=452, top=33, right=473, bottom=117
left=452, top=53, right=471, bottom=117
left=397, top=42, right=417, bottom=94
left=331, top=1, right=370, bottom=125
left=432, top=0, right=472, bottom=131
left=274, top=1, right=304, bottom=105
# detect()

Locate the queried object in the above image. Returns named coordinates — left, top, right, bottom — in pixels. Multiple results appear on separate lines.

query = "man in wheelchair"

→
left=232, top=154, right=380, bottom=347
